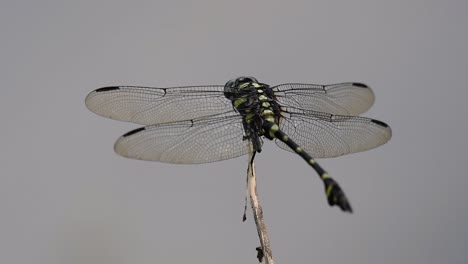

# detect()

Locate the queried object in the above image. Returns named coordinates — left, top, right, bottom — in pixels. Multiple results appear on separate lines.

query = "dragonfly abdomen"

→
left=262, top=121, right=353, bottom=212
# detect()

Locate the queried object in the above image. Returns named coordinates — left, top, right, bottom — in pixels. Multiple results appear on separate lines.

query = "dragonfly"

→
left=85, top=77, right=392, bottom=212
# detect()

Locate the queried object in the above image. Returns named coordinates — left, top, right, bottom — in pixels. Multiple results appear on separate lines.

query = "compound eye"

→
left=225, top=76, right=259, bottom=88
left=225, top=79, right=235, bottom=87
left=246, top=76, right=258, bottom=83
left=240, top=77, right=254, bottom=83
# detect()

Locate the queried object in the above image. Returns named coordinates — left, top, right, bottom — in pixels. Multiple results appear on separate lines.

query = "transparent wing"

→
left=272, top=83, right=375, bottom=116
left=114, top=114, right=249, bottom=164
left=85, top=85, right=232, bottom=125
left=275, top=107, right=392, bottom=158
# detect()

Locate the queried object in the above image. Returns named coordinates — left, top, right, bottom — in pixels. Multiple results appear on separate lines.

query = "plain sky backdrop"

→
left=2, top=1, right=468, bottom=264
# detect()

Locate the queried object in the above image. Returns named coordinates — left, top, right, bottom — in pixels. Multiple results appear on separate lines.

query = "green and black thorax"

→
left=224, top=77, right=281, bottom=152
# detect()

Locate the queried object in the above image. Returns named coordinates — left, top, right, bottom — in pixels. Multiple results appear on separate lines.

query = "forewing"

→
left=275, top=108, right=391, bottom=158
left=85, top=85, right=232, bottom=125
left=272, top=83, right=375, bottom=116
left=114, top=114, right=249, bottom=164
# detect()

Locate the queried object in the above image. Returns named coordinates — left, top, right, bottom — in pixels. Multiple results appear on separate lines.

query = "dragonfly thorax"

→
left=224, top=77, right=281, bottom=152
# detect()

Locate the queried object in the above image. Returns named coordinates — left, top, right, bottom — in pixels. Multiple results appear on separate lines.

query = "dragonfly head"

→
left=224, top=76, right=259, bottom=99
left=225, top=76, right=259, bottom=89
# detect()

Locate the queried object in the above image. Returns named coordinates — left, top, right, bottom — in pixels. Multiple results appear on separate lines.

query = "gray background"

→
left=2, top=0, right=467, bottom=263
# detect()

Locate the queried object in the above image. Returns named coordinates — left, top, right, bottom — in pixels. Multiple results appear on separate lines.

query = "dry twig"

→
left=245, top=144, right=274, bottom=264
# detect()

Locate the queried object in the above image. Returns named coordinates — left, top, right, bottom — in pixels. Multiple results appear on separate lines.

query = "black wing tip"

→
left=370, top=119, right=389, bottom=128
left=122, top=127, right=145, bottom=137
left=95, top=86, right=120, bottom=92
left=352, top=82, right=369, bottom=88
